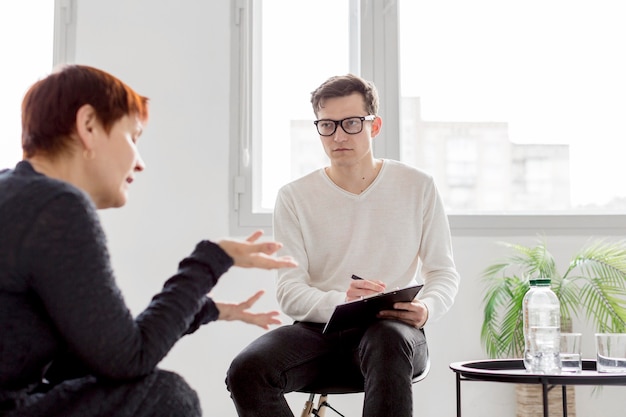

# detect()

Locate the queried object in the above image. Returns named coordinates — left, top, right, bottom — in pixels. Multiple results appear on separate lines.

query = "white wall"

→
left=73, top=1, right=625, bottom=415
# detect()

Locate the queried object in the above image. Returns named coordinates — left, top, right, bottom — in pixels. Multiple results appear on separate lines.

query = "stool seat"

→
left=297, top=359, right=430, bottom=416
left=298, top=374, right=365, bottom=395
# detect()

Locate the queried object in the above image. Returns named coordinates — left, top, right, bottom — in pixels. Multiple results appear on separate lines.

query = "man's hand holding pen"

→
left=345, top=274, right=386, bottom=302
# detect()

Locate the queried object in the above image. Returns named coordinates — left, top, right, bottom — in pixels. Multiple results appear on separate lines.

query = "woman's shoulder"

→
left=2, top=161, right=94, bottom=216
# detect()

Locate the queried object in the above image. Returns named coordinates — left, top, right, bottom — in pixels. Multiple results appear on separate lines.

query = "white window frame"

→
left=0, top=0, right=74, bottom=171
left=229, top=0, right=626, bottom=237
left=53, top=0, right=77, bottom=66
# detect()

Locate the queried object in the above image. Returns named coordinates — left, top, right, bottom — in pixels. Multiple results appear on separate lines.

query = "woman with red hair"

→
left=0, top=65, right=296, bottom=417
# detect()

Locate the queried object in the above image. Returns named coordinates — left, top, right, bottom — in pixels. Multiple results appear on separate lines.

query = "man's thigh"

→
left=359, top=320, right=428, bottom=376
left=232, top=322, right=362, bottom=391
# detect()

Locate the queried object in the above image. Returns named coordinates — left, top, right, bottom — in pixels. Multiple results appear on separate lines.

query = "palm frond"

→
left=496, top=240, right=558, bottom=280
left=480, top=237, right=626, bottom=359
left=480, top=272, right=528, bottom=358
left=578, top=281, right=626, bottom=332
left=555, top=278, right=579, bottom=325
left=568, top=239, right=626, bottom=332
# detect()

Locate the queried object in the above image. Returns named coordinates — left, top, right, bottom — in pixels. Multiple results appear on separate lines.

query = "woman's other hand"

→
left=218, top=230, right=297, bottom=270
left=215, top=290, right=282, bottom=330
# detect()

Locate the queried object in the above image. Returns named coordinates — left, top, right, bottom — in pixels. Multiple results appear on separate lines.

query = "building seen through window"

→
left=289, top=96, right=579, bottom=213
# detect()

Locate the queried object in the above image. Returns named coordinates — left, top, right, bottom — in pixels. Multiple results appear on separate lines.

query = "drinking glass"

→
left=560, top=332, right=582, bottom=373
left=596, top=333, right=626, bottom=373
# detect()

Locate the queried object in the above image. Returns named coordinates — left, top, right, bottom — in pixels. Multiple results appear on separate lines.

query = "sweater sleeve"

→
left=413, top=179, right=460, bottom=323
left=20, top=190, right=231, bottom=380
left=273, top=185, right=346, bottom=322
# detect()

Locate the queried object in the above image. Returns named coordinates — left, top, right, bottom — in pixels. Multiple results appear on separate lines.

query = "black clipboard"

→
left=322, top=284, right=424, bottom=334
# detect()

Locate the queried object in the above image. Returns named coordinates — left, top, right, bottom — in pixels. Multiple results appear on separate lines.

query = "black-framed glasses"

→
left=313, top=115, right=376, bottom=136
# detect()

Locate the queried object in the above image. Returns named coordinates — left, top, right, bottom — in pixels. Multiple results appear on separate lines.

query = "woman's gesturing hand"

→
left=218, top=230, right=297, bottom=270
left=216, top=290, right=282, bottom=330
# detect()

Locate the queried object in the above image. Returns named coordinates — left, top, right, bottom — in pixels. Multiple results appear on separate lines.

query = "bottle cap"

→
left=529, top=278, right=551, bottom=286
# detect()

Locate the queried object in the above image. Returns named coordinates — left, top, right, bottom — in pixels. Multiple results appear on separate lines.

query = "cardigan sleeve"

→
left=20, top=190, right=231, bottom=380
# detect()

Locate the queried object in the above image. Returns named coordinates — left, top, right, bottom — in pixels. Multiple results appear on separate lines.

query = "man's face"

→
left=316, top=92, right=380, bottom=168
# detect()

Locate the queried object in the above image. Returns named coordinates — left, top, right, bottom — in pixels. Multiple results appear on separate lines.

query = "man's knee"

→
left=226, top=346, right=259, bottom=394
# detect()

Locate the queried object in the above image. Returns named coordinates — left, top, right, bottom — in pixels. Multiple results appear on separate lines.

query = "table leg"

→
left=456, top=373, right=462, bottom=417
left=542, top=383, right=549, bottom=417
left=562, top=385, right=567, bottom=417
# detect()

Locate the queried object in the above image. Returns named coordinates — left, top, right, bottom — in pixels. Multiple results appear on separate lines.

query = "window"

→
left=0, top=0, right=74, bottom=171
left=230, top=0, right=626, bottom=236
left=230, top=0, right=356, bottom=233
left=398, top=0, right=626, bottom=215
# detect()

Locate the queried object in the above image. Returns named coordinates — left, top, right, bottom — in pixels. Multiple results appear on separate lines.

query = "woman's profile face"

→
left=89, top=114, right=145, bottom=209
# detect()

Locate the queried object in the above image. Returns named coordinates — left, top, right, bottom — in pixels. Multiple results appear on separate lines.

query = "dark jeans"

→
left=4, top=369, right=201, bottom=417
left=226, top=320, right=428, bottom=417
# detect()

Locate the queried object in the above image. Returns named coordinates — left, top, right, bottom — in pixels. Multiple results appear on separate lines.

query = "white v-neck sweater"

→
left=273, top=159, right=460, bottom=325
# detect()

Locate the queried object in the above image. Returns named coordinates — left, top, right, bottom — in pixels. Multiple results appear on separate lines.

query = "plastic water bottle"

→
left=522, top=278, right=561, bottom=374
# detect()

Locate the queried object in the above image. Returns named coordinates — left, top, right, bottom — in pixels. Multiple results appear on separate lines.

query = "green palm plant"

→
left=481, top=238, right=626, bottom=359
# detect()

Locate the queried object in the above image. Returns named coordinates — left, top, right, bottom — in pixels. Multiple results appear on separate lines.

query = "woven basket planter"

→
left=516, top=384, right=575, bottom=417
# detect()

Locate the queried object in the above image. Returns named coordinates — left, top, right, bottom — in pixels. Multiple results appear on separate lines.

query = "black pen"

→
left=351, top=274, right=365, bottom=301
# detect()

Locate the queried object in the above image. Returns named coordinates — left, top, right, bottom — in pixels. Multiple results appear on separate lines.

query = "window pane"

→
left=0, top=1, right=54, bottom=170
left=256, top=0, right=351, bottom=211
left=399, top=0, right=626, bottom=213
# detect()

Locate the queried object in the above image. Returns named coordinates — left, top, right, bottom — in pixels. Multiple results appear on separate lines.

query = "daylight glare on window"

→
left=257, top=0, right=351, bottom=210
left=256, top=0, right=626, bottom=216
left=399, top=0, right=626, bottom=213
left=0, top=1, right=53, bottom=171
left=241, top=0, right=626, bottom=229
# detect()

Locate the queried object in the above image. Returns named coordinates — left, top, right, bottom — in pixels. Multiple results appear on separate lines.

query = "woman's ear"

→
left=74, top=104, right=97, bottom=150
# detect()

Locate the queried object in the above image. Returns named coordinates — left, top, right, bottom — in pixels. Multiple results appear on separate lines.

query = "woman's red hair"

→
left=21, top=64, right=149, bottom=158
